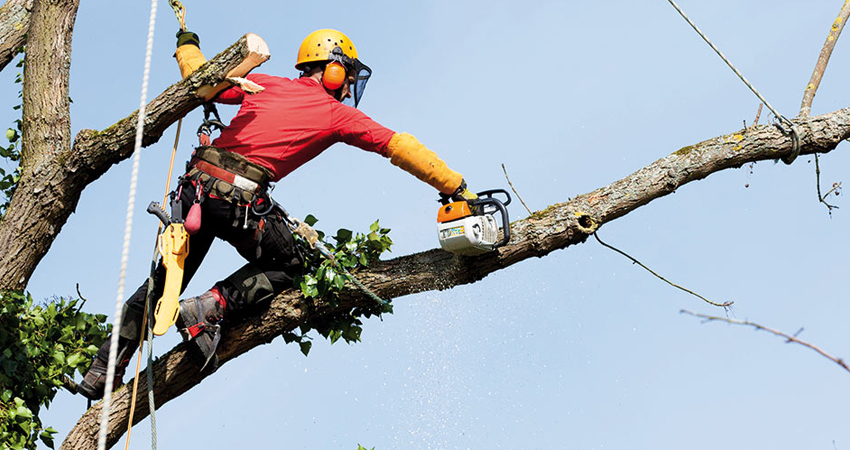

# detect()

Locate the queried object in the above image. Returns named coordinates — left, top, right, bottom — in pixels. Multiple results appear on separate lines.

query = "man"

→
left=78, top=29, right=476, bottom=400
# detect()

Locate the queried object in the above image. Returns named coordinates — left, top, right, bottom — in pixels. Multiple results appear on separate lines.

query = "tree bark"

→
left=61, top=107, right=850, bottom=450
left=0, top=34, right=265, bottom=290
left=0, top=0, right=32, bottom=72
left=0, top=0, right=79, bottom=289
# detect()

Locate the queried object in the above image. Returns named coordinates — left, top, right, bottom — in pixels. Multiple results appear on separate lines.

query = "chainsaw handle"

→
left=474, top=189, right=511, bottom=207
left=147, top=201, right=172, bottom=226
left=468, top=196, right=511, bottom=248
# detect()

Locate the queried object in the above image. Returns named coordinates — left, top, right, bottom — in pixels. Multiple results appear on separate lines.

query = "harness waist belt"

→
left=191, top=159, right=261, bottom=193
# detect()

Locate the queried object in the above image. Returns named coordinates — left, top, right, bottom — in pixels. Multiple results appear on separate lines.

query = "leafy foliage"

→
left=0, top=291, right=109, bottom=450
left=0, top=50, right=24, bottom=218
left=285, top=216, right=393, bottom=355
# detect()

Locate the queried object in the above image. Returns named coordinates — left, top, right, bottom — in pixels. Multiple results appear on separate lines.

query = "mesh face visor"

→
left=328, top=46, right=372, bottom=108
left=343, top=59, right=372, bottom=108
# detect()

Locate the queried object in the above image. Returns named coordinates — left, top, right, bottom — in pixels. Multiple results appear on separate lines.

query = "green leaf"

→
left=334, top=228, right=353, bottom=243
left=282, top=332, right=299, bottom=344
left=14, top=405, right=32, bottom=420
left=299, top=341, right=312, bottom=356
left=333, top=274, right=346, bottom=291
left=66, top=353, right=85, bottom=368
left=329, top=329, right=342, bottom=344
left=1, top=390, right=11, bottom=402
left=304, top=214, right=318, bottom=226
left=370, top=220, right=380, bottom=232
left=51, top=351, right=64, bottom=366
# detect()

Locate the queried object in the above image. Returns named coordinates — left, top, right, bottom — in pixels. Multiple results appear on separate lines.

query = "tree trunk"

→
left=0, top=0, right=31, bottom=72
left=0, top=34, right=266, bottom=290
left=0, top=0, right=78, bottom=289
left=61, top=107, right=850, bottom=450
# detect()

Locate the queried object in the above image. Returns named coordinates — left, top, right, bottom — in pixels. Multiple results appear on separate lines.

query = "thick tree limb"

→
left=0, top=0, right=32, bottom=72
left=799, top=0, right=850, bottom=118
left=62, top=107, right=850, bottom=450
left=0, top=34, right=267, bottom=290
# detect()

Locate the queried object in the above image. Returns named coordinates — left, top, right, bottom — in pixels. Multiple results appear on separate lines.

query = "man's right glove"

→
left=439, top=179, right=478, bottom=205
left=386, top=132, right=464, bottom=195
left=175, top=30, right=206, bottom=79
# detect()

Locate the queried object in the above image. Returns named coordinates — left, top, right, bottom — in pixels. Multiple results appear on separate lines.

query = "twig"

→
left=681, top=309, right=850, bottom=375
left=501, top=163, right=533, bottom=216
left=75, top=282, right=87, bottom=313
left=798, top=2, right=850, bottom=118
left=751, top=103, right=763, bottom=128
left=798, top=2, right=848, bottom=214
left=593, top=233, right=732, bottom=308
left=815, top=154, right=840, bottom=214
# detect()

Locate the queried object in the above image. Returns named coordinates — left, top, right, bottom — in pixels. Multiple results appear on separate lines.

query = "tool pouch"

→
left=191, top=146, right=272, bottom=185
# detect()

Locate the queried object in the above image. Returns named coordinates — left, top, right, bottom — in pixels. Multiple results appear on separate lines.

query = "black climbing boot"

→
left=78, top=336, right=136, bottom=400
left=176, top=288, right=226, bottom=371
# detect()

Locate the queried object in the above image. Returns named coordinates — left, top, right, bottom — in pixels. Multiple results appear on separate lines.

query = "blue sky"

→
left=7, top=0, right=850, bottom=449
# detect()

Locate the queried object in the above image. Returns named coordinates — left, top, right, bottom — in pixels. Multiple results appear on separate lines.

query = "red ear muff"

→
left=322, top=62, right=347, bottom=90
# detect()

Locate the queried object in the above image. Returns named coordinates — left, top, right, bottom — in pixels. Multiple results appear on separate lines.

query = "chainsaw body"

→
left=437, top=189, right=511, bottom=255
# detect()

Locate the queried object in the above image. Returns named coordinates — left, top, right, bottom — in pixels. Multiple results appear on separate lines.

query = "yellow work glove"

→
left=386, top=132, right=464, bottom=195
left=439, top=179, right=478, bottom=205
left=175, top=30, right=206, bottom=79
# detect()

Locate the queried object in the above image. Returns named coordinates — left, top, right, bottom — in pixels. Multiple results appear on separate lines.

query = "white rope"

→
left=97, top=1, right=159, bottom=449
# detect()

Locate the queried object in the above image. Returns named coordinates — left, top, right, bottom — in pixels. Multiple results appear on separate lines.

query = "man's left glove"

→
left=175, top=29, right=206, bottom=79
left=176, top=30, right=200, bottom=48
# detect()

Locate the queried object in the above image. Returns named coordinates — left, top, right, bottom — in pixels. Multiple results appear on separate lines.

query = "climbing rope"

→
left=123, top=119, right=182, bottom=450
left=169, top=0, right=186, bottom=32
left=120, top=2, right=192, bottom=449
left=666, top=0, right=801, bottom=164
left=98, top=1, right=160, bottom=449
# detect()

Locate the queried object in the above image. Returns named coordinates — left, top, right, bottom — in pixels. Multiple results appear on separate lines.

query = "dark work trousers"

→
left=107, top=179, right=303, bottom=352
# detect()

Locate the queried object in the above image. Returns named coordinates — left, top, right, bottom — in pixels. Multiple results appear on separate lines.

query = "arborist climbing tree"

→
left=78, top=27, right=482, bottom=400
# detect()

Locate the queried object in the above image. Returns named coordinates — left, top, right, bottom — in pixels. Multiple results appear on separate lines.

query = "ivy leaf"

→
left=14, top=404, right=32, bottom=420
left=299, top=341, right=312, bottom=356
left=66, top=353, right=85, bottom=368
left=334, top=228, right=352, bottom=243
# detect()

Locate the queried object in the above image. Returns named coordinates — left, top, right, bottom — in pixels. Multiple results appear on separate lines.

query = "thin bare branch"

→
left=752, top=103, right=763, bottom=128
left=681, top=309, right=850, bottom=375
left=594, top=233, right=732, bottom=308
left=501, top=163, right=532, bottom=216
left=815, top=154, right=840, bottom=214
left=799, top=1, right=850, bottom=118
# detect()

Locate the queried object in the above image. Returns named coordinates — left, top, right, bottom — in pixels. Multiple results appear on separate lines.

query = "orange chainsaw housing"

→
left=437, top=201, right=473, bottom=223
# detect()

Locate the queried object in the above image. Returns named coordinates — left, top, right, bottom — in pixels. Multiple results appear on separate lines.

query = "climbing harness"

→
left=666, top=0, right=801, bottom=164
left=197, top=103, right=226, bottom=146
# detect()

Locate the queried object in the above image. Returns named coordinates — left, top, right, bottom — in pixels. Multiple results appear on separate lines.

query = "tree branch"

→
left=0, top=0, right=32, bottom=72
left=681, top=309, right=850, bottom=374
left=0, top=34, right=268, bottom=290
left=798, top=1, right=850, bottom=118
left=62, top=108, right=850, bottom=450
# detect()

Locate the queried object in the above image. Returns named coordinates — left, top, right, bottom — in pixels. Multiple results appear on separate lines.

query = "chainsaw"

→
left=437, top=189, right=511, bottom=255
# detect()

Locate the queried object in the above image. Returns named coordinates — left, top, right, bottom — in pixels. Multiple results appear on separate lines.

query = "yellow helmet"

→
left=295, top=29, right=373, bottom=108
left=296, top=29, right=358, bottom=71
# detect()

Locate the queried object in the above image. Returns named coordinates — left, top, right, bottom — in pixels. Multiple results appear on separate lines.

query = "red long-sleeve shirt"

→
left=211, top=73, right=396, bottom=181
